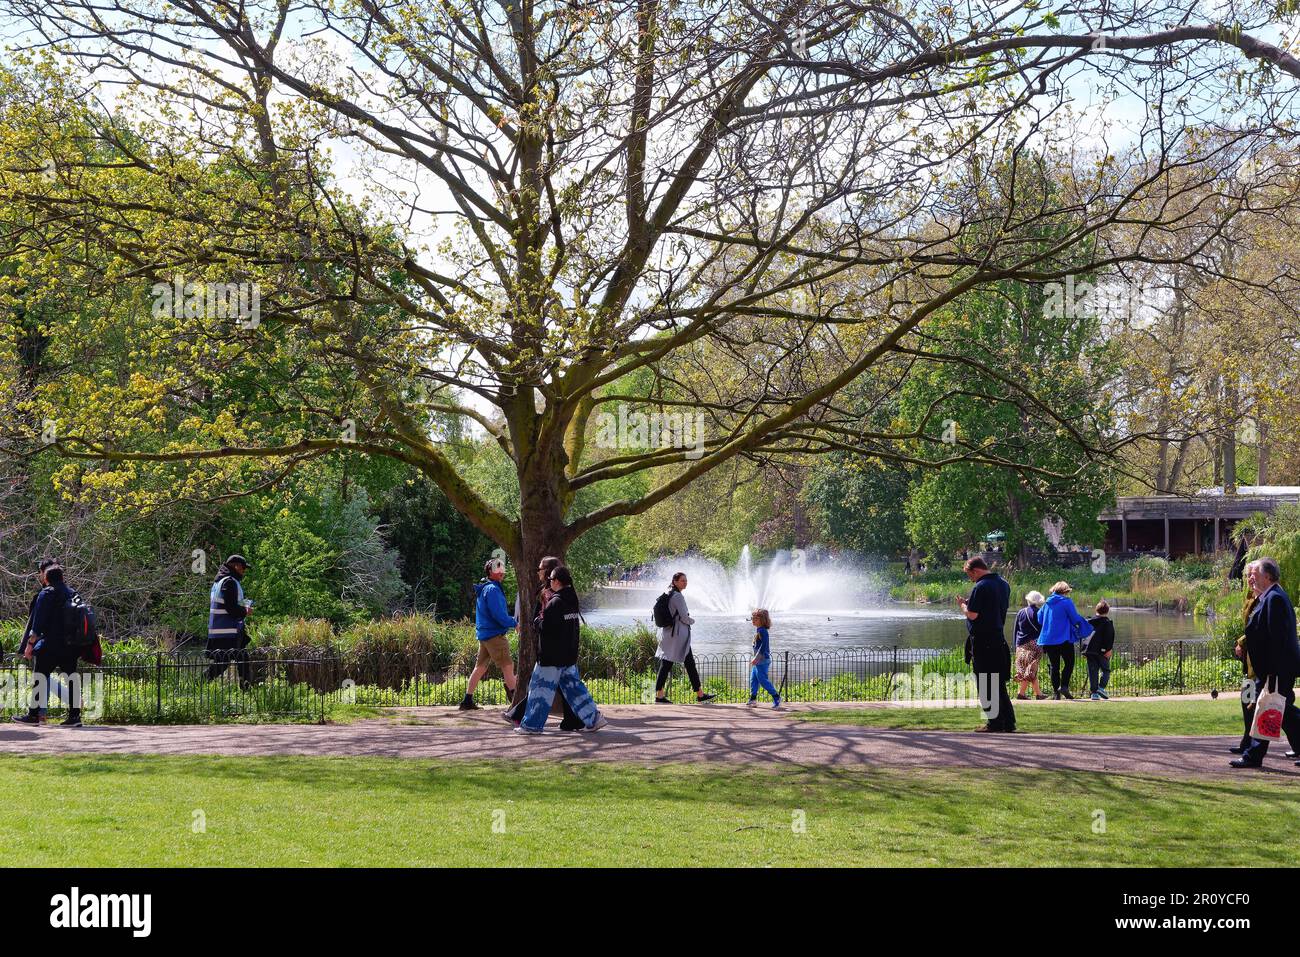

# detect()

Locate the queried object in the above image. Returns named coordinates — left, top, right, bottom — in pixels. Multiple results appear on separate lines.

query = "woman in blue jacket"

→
left=1036, top=581, right=1093, bottom=700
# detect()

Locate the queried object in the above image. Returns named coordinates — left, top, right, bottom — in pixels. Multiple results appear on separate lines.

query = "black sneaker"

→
left=1229, top=758, right=1263, bottom=769
left=654, top=696, right=673, bottom=704
left=1061, top=691, right=1075, bottom=700
left=696, top=692, right=717, bottom=703
left=58, top=717, right=82, bottom=728
left=457, top=699, right=480, bottom=712
left=11, top=713, right=43, bottom=725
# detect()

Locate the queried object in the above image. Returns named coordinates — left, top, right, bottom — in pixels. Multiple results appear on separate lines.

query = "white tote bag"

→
left=1250, top=676, right=1286, bottom=741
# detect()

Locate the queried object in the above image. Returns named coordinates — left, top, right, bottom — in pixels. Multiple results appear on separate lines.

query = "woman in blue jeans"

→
left=515, top=566, right=608, bottom=735
left=746, top=609, right=781, bottom=708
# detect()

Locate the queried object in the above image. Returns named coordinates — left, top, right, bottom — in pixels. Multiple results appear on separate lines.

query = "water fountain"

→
left=637, top=545, right=883, bottom=615
left=587, top=546, right=966, bottom=652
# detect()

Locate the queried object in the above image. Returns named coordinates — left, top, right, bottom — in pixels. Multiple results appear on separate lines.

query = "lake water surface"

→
left=583, top=602, right=1209, bottom=657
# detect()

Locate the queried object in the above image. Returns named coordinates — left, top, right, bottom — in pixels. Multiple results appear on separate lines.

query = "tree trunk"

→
left=1257, top=418, right=1269, bottom=486
left=1222, top=384, right=1238, bottom=494
left=509, top=464, right=570, bottom=709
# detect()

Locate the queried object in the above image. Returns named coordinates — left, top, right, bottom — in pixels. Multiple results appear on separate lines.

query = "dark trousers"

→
left=971, top=637, right=1015, bottom=731
left=655, top=652, right=702, bottom=694
left=1045, top=643, right=1075, bottom=694
left=1242, top=677, right=1300, bottom=763
left=206, top=646, right=252, bottom=683
left=1085, top=654, right=1110, bottom=694
left=28, top=645, right=81, bottom=720
left=1240, top=694, right=1255, bottom=751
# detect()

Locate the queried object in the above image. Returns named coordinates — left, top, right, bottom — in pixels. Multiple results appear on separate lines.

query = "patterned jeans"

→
left=522, top=665, right=601, bottom=731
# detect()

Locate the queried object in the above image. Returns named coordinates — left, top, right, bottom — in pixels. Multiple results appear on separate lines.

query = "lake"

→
left=582, top=602, right=1209, bottom=656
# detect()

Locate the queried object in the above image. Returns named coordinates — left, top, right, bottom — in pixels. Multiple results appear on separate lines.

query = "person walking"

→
left=12, top=565, right=85, bottom=727
left=463, top=557, right=519, bottom=711
left=515, top=566, right=607, bottom=734
left=746, top=609, right=781, bottom=709
left=1231, top=557, right=1300, bottom=769
left=504, top=555, right=583, bottom=731
left=1231, top=562, right=1266, bottom=756
left=1013, top=591, right=1047, bottom=700
left=653, top=572, right=716, bottom=704
left=1036, top=582, right=1093, bottom=700
left=206, top=555, right=254, bottom=686
left=957, top=557, right=1015, bottom=733
left=1084, top=601, right=1116, bottom=700
left=17, top=558, right=60, bottom=658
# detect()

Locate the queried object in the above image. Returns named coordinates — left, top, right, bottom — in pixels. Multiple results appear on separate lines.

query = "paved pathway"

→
left=0, top=701, right=1293, bottom=780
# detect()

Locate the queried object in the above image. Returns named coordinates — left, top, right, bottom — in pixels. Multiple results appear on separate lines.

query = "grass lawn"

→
left=0, top=754, right=1291, bottom=866
left=796, top=698, right=1242, bottom=735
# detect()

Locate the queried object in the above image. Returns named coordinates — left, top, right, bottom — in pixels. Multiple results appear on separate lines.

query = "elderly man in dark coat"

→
left=1231, top=557, right=1300, bottom=769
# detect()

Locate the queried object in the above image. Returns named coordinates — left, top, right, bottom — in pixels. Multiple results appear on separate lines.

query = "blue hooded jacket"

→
left=1036, top=592, right=1093, bottom=647
left=474, top=579, right=517, bottom=641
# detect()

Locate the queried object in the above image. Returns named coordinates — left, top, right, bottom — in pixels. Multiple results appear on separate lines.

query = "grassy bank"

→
left=797, top=698, right=1241, bottom=735
left=886, top=557, right=1224, bottom=614
left=0, top=755, right=1286, bottom=867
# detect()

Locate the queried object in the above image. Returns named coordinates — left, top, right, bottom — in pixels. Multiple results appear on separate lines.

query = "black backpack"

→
left=61, top=592, right=97, bottom=649
left=652, top=590, right=677, bottom=628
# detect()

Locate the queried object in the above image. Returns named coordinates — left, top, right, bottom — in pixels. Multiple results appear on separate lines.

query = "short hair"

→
left=1258, top=557, right=1282, bottom=583
left=549, top=565, right=573, bottom=588
left=1095, top=600, right=1110, bottom=615
left=43, top=565, right=64, bottom=586
left=963, top=557, right=989, bottom=572
left=1051, top=580, right=1072, bottom=594
left=1025, top=590, right=1045, bottom=607
left=484, top=557, right=505, bottom=577
left=752, top=608, right=772, bottom=629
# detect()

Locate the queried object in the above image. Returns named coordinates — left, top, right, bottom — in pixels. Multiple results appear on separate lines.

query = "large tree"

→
left=2, top=0, right=1299, bottom=699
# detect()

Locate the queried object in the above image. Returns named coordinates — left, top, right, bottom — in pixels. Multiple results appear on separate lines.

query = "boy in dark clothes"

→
left=1085, top=601, right=1116, bottom=700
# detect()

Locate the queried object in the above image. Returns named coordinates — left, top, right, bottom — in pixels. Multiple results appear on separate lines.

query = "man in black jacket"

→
left=958, top=557, right=1015, bottom=733
left=1232, top=557, right=1300, bottom=769
left=12, top=565, right=84, bottom=727
left=17, top=557, right=60, bottom=658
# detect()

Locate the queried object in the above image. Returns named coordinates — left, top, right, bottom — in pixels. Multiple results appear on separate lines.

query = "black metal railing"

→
left=0, top=639, right=1238, bottom=723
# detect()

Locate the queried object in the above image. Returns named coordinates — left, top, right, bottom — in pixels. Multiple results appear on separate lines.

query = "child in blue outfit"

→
left=747, top=609, right=781, bottom=709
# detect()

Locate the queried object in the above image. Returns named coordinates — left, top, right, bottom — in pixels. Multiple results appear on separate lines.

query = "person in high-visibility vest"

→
left=207, top=555, right=253, bottom=684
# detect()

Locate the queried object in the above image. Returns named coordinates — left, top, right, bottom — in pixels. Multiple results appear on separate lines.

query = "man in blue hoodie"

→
left=462, top=557, right=518, bottom=711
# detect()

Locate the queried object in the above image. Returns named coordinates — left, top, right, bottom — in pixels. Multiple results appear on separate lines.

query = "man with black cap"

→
left=207, top=554, right=254, bottom=684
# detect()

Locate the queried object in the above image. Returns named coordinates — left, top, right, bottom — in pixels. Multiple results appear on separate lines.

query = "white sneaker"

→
left=772, top=700, right=783, bottom=710
left=583, top=715, right=609, bottom=732
left=745, top=699, right=758, bottom=708
left=513, top=725, right=543, bottom=735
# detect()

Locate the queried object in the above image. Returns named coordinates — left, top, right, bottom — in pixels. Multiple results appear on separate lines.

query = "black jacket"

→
left=1244, top=584, right=1300, bottom=682
left=1084, top=617, right=1115, bottom=656
left=29, top=583, right=75, bottom=653
left=538, top=586, right=581, bottom=668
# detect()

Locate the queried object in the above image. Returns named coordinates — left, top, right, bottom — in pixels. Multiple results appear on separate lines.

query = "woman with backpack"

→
left=653, top=572, right=716, bottom=704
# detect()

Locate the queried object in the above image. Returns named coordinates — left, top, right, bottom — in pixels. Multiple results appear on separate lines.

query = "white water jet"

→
left=641, top=546, right=884, bottom=614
